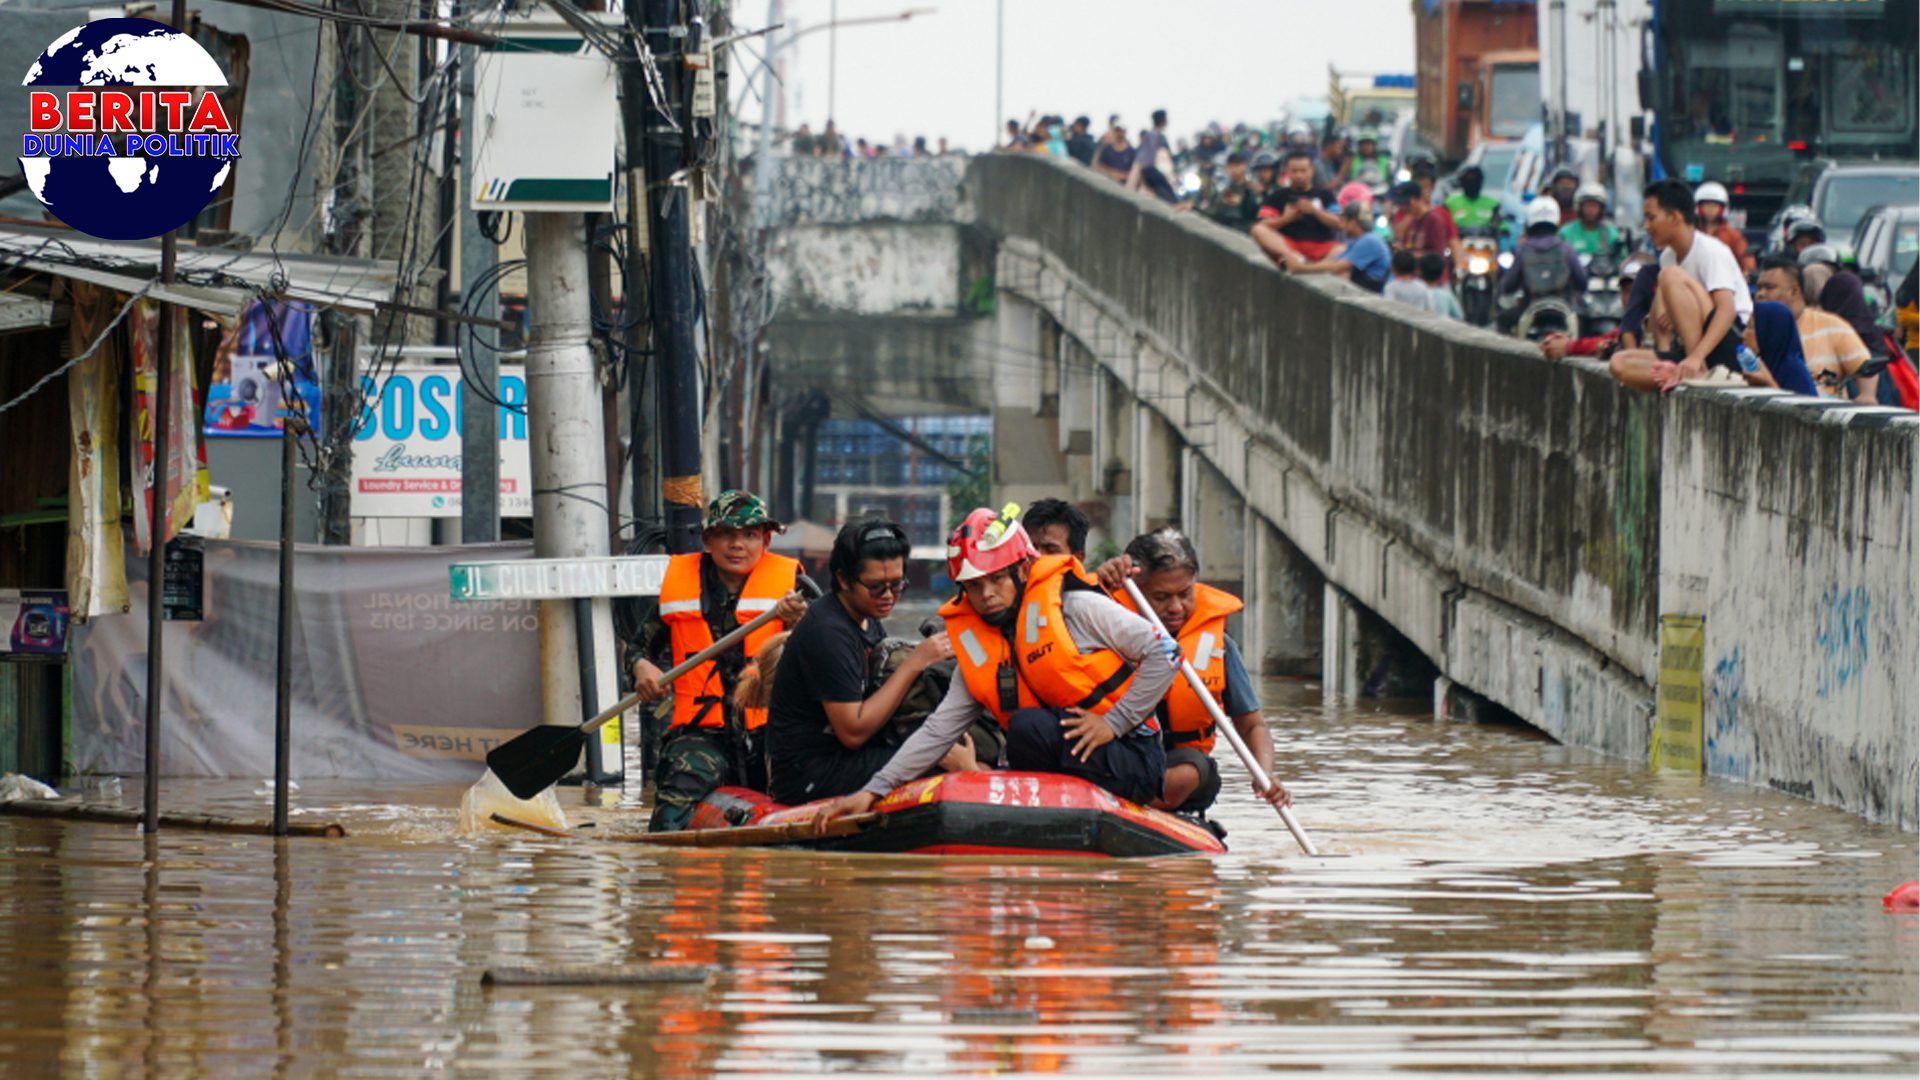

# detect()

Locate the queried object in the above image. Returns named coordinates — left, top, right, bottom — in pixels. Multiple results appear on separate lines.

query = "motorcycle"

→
left=1457, top=228, right=1500, bottom=327
left=1514, top=296, right=1579, bottom=341
left=1578, top=250, right=1623, bottom=339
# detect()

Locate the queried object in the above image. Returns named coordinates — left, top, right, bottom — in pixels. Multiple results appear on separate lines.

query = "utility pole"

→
left=619, top=0, right=658, bottom=536
left=643, top=0, right=704, bottom=554
left=523, top=212, right=621, bottom=784
left=458, top=15, right=500, bottom=545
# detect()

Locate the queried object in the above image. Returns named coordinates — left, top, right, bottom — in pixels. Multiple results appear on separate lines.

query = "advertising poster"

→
left=203, top=299, right=320, bottom=438
left=2, top=590, right=70, bottom=656
left=350, top=365, right=532, bottom=518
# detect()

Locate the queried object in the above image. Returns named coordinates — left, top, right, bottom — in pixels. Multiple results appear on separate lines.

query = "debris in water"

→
left=459, top=770, right=568, bottom=835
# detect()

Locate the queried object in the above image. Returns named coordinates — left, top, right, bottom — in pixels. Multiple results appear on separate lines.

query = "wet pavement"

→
left=1, top=681, right=1914, bottom=1076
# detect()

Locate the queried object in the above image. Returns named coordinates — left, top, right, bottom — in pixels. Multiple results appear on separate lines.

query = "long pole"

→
left=993, top=0, right=1003, bottom=149
left=827, top=0, right=837, bottom=125
left=273, top=409, right=303, bottom=837
left=524, top=212, right=617, bottom=783
left=1121, top=577, right=1320, bottom=856
left=142, top=0, right=189, bottom=835
left=644, top=0, right=703, bottom=555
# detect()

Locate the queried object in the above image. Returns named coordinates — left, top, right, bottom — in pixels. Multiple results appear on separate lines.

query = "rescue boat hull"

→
left=686, top=771, right=1226, bottom=858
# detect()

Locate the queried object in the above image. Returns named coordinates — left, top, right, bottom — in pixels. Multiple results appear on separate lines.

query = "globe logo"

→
left=18, top=18, right=239, bottom=241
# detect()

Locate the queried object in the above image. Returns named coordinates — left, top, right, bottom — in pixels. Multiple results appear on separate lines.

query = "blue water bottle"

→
left=1735, top=343, right=1761, bottom=374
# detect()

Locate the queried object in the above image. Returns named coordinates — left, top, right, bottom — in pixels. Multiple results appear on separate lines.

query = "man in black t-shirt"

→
left=1252, top=149, right=1343, bottom=266
left=765, top=520, right=970, bottom=803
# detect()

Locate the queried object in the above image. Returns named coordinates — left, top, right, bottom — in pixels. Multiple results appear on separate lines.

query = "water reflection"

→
left=0, top=681, right=1912, bottom=1074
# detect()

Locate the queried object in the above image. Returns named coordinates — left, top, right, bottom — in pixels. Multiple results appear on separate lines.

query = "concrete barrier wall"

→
left=966, top=153, right=1917, bottom=827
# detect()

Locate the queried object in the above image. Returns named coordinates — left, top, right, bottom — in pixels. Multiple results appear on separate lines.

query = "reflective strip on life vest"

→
left=736, top=596, right=779, bottom=614
left=956, top=627, right=989, bottom=668
left=657, top=599, right=702, bottom=616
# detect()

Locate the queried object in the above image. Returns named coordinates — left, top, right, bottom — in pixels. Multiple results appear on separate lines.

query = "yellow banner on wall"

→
left=1652, top=615, right=1705, bottom=772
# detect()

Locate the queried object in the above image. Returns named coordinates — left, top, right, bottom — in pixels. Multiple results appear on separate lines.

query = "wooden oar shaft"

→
left=1122, top=577, right=1320, bottom=857
left=574, top=604, right=785, bottom=738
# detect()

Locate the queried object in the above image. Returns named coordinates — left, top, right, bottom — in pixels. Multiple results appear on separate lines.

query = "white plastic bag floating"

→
left=0, top=773, right=59, bottom=802
left=458, top=769, right=569, bottom=835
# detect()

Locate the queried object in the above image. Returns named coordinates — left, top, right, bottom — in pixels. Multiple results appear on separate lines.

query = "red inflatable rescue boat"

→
left=687, top=771, right=1226, bottom=858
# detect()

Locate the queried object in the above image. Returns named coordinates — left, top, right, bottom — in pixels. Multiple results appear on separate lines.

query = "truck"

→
left=1537, top=0, right=1654, bottom=224
left=1328, top=69, right=1418, bottom=131
left=1638, top=0, right=1919, bottom=240
left=1414, top=0, right=1541, bottom=164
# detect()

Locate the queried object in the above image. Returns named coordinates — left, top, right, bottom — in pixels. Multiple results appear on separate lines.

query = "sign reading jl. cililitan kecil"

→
left=19, top=18, right=239, bottom=240
left=350, top=366, right=533, bottom=518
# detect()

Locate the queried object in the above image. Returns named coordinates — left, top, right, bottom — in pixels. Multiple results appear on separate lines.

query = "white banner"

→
left=351, top=365, right=531, bottom=518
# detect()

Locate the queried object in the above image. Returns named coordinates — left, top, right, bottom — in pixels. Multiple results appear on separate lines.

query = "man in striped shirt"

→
left=1755, top=260, right=1875, bottom=403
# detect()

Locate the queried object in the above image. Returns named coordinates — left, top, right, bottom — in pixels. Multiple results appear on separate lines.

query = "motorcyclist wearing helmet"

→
left=1558, top=183, right=1619, bottom=257
left=1544, top=166, right=1581, bottom=224
left=1443, top=165, right=1504, bottom=231
left=1200, top=151, right=1259, bottom=228
left=1351, top=129, right=1393, bottom=186
left=1248, top=148, right=1279, bottom=199
left=1499, top=197, right=1588, bottom=326
left=1692, top=182, right=1754, bottom=272
left=810, top=504, right=1178, bottom=831
left=1785, top=216, right=1827, bottom=258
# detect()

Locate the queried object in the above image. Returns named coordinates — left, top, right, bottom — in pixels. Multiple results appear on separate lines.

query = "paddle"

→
left=490, top=811, right=883, bottom=847
left=1122, top=576, right=1321, bottom=856
left=485, top=575, right=821, bottom=800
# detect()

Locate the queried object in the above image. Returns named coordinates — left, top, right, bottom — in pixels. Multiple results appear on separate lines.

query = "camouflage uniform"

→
left=642, top=491, right=785, bottom=833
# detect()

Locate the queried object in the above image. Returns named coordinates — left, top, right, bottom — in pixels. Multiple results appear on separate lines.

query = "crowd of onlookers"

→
left=991, top=107, right=1917, bottom=409
left=786, top=121, right=953, bottom=160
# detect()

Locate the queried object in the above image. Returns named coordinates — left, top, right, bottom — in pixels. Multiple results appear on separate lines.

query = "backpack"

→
left=1879, top=334, right=1919, bottom=409
left=867, top=636, right=1007, bottom=764
left=1519, top=244, right=1572, bottom=298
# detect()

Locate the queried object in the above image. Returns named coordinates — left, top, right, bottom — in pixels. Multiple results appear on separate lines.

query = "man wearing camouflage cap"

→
left=629, top=490, right=808, bottom=831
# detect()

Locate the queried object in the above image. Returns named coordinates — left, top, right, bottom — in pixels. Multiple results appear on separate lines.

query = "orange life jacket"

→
left=940, top=554, right=1144, bottom=731
left=1115, top=582, right=1243, bottom=753
left=658, top=551, right=800, bottom=731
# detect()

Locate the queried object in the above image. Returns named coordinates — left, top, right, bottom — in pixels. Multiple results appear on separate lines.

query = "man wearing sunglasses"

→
left=813, top=504, right=1176, bottom=832
left=766, top=519, right=970, bottom=803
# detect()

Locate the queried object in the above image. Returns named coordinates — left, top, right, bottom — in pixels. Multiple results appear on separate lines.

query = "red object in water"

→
left=1884, top=882, right=1920, bottom=911
left=686, top=771, right=1227, bottom=858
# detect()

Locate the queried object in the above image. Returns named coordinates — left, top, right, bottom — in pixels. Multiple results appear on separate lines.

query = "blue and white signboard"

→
left=350, top=365, right=531, bottom=518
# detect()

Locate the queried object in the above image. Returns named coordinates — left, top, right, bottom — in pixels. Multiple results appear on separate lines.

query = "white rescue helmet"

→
left=1526, top=197, right=1561, bottom=229
left=1694, top=181, right=1730, bottom=207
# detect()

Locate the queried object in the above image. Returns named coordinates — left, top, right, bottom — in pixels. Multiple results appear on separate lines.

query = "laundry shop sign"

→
left=351, top=366, right=531, bottom=518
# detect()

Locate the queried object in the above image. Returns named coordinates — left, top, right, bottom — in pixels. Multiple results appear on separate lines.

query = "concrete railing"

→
left=965, top=153, right=1917, bottom=828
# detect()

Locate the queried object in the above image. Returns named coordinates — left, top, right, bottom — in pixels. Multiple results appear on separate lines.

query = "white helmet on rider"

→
left=1525, top=197, right=1561, bottom=230
left=1694, top=181, right=1730, bottom=208
left=1575, top=182, right=1608, bottom=208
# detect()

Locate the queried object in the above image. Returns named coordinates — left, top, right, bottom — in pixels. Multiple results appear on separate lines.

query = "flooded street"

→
left=2, top=681, right=1914, bottom=1076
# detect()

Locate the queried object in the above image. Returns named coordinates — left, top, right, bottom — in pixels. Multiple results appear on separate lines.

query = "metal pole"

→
left=459, top=18, right=500, bottom=544
left=827, top=0, right=837, bottom=125
left=1549, top=0, right=1569, bottom=165
left=644, top=0, right=703, bottom=555
left=994, top=0, right=1003, bottom=149
left=142, top=0, right=188, bottom=835
left=523, top=212, right=619, bottom=779
left=273, top=409, right=304, bottom=837
left=621, top=0, right=660, bottom=537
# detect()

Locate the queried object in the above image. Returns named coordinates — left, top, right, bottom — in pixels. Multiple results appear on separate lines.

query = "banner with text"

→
left=351, top=365, right=531, bottom=518
left=72, top=539, right=542, bottom=779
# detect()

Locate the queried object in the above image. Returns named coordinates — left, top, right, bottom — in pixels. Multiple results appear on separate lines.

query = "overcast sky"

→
left=741, top=0, right=1418, bottom=151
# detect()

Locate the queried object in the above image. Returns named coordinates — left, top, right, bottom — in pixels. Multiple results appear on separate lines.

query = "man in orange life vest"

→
left=1096, top=529, right=1290, bottom=818
left=813, top=504, right=1176, bottom=829
left=629, top=491, right=808, bottom=832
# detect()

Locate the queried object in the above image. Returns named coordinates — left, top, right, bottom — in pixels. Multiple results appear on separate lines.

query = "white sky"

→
left=743, top=0, right=1418, bottom=152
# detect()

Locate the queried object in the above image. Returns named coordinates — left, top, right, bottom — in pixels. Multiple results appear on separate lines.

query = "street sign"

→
left=449, top=555, right=672, bottom=601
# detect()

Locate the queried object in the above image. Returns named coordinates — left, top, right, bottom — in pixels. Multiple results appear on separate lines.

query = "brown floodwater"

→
left=1, top=681, right=1914, bottom=1076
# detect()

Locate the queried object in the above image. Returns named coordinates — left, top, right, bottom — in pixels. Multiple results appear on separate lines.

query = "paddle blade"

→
left=485, top=725, right=586, bottom=800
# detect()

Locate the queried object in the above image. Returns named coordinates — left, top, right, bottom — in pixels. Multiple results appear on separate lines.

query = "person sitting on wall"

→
left=1607, top=179, right=1754, bottom=394
left=764, top=520, right=977, bottom=804
left=810, top=504, right=1177, bottom=831
left=1093, top=529, right=1289, bottom=827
